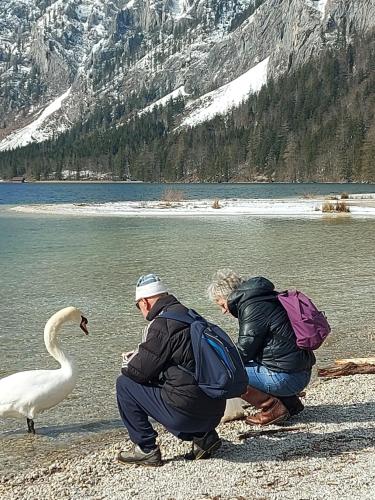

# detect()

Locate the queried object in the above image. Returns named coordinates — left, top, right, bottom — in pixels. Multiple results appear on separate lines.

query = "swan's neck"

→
left=44, top=323, right=75, bottom=371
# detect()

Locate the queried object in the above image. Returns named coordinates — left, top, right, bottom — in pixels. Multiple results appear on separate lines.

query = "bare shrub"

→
left=336, top=201, right=350, bottom=212
left=161, top=189, right=185, bottom=202
left=340, top=192, right=349, bottom=199
left=322, top=201, right=336, bottom=212
left=322, top=201, right=350, bottom=213
left=212, top=199, right=221, bottom=209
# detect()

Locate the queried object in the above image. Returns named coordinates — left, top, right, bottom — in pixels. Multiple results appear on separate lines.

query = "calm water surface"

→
left=0, top=183, right=374, bottom=473
left=1, top=181, right=375, bottom=205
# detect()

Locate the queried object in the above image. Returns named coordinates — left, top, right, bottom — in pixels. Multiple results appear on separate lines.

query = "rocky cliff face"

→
left=1, top=0, right=375, bottom=150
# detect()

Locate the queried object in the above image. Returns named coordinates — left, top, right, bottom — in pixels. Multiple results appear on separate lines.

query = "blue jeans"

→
left=245, top=361, right=311, bottom=397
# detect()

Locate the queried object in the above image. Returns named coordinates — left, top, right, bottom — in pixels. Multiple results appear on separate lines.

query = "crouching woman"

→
left=208, top=270, right=315, bottom=425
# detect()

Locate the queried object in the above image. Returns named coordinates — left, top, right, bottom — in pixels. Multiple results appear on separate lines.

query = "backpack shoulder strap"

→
left=157, top=309, right=199, bottom=376
left=158, top=308, right=199, bottom=325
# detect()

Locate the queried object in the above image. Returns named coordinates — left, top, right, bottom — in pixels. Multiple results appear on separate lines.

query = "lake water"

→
left=2, top=181, right=375, bottom=205
left=0, top=182, right=374, bottom=474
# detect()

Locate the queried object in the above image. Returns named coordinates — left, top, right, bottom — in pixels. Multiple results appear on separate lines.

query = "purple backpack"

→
left=277, top=290, right=331, bottom=350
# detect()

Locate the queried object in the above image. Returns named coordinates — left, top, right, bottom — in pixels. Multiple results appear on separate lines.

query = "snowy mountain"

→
left=1, top=0, right=375, bottom=151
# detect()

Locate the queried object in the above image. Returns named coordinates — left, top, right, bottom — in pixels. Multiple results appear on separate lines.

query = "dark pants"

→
left=116, top=375, right=221, bottom=450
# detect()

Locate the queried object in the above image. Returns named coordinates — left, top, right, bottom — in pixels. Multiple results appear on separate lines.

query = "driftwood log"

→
left=318, top=357, right=375, bottom=378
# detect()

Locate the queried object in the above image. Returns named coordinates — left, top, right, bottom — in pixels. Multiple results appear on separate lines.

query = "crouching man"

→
left=116, top=274, right=225, bottom=466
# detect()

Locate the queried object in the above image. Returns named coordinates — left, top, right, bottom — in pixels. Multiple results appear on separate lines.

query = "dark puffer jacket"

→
left=227, top=277, right=316, bottom=373
left=122, top=294, right=225, bottom=420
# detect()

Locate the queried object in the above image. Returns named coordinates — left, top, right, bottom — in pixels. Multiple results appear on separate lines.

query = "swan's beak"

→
left=80, top=316, right=89, bottom=335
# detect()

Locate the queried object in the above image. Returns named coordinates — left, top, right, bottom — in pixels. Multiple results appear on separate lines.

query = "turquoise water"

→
left=1, top=181, right=375, bottom=205
left=0, top=183, right=374, bottom=473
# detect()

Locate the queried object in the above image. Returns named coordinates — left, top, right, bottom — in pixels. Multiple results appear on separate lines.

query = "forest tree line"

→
left=1, top=30, right=375, bottom=182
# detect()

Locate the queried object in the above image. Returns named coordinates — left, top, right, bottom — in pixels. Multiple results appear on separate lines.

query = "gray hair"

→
left=207, top=269, right=244, bottom=302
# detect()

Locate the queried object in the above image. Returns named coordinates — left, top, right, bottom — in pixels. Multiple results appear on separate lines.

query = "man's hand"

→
left=121, top=351, right=135, bottom=371
left=122, top=351, right=134, bottom=361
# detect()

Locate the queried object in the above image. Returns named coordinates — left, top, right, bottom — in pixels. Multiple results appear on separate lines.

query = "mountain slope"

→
left=1, top=0, right=375, bottom=152
left=1, top=29, right=375, bottom=183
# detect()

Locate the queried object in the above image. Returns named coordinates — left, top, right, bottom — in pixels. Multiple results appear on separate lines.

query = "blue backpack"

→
left=159, top=309, right=248, bottom=400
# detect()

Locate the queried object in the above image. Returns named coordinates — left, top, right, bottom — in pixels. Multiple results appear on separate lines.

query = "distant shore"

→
left=1, top=180, right=145, bottom=184
left=1, top=374, right=374, bottom=500
left=1, top=179, right=375, bottom=185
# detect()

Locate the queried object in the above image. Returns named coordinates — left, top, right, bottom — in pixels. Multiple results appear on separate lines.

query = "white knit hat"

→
left=135, top=274, right=168, bottom=302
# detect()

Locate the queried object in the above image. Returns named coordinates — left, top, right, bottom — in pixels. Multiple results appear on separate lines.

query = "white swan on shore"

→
left=0, top=307, right=88, bottom=434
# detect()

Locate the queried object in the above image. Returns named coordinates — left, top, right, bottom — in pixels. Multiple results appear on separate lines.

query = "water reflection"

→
left=0, top=214, right=374, bottom=472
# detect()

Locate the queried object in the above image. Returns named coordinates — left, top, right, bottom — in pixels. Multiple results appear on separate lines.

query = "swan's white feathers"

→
left=0, top=369, right=77, bottom=419
left=0, top=306, right=86, bottom=423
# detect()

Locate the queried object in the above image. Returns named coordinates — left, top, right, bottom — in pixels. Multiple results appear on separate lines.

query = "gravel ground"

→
left=1, top=375, right=374, bottom=500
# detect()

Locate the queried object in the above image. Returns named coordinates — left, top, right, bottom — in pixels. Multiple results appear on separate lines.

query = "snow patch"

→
left=244, top=12, right=256, bottom=27
left=10, top=196, right=375, bottom=219
left=0, top=89, right=71, bottom=152
left=172, top=0, right=195, bottom=21
left=76, top=4, right=92, bottom=21
left=348, top=193, right=375, bottom=200
left=139, top=86, right=189, bottom=115
left=170, top=0, right=188, bottom=19
left=307, top=0, right=328, bottom=20
left=181, top=57, right=269, bottom=127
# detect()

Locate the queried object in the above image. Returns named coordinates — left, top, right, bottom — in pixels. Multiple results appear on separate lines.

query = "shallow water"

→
left=0, top=186, right=375, bottom=474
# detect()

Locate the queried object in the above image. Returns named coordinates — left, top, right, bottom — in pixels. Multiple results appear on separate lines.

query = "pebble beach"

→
left=1, top=374, right=374, bottom=500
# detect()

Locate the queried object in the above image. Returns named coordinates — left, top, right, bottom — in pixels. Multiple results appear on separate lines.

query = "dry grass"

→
left=340, top=192, right=349, bottom=199
left=161, top=189, right=185, bottom=203
left=302, top=192, right=316, bottom=199
left=212, top=198, right=221, bottom=209
left=321, top=201, right=350, bottom=213
left=322, top=201, right=336, bottom=212
left=336, top=201, right=350, bottom=212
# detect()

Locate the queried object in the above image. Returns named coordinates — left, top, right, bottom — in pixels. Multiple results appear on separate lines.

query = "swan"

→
left=0, top=306, right=88, bottom=434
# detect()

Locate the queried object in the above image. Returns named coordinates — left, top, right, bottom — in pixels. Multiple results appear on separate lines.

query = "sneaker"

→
left=117, top=445, right=162, bottom=467
left=184, top=430, right=222, bottom=460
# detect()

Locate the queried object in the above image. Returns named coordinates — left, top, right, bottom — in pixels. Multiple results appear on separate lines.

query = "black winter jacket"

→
left=122, top=295, right=225, bottom=419
left=227, top=277, right=316, bottom=373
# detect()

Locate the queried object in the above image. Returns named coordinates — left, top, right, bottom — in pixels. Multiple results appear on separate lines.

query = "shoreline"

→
left=0, top=180, right=145, bottom=184
left=1, top=374, right=374, bottom=499
left=1, top=180, right=375, bottom=185
left=7, top=195, right=375, bottom=218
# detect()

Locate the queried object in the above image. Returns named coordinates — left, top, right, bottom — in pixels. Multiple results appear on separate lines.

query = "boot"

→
left=241, top=386, right=289, bottom=426
left=241, top=385, right=273, bottom=408
left=279, top=395, right=304, bottom=417
left=245, top=399, right=289, bottom=425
